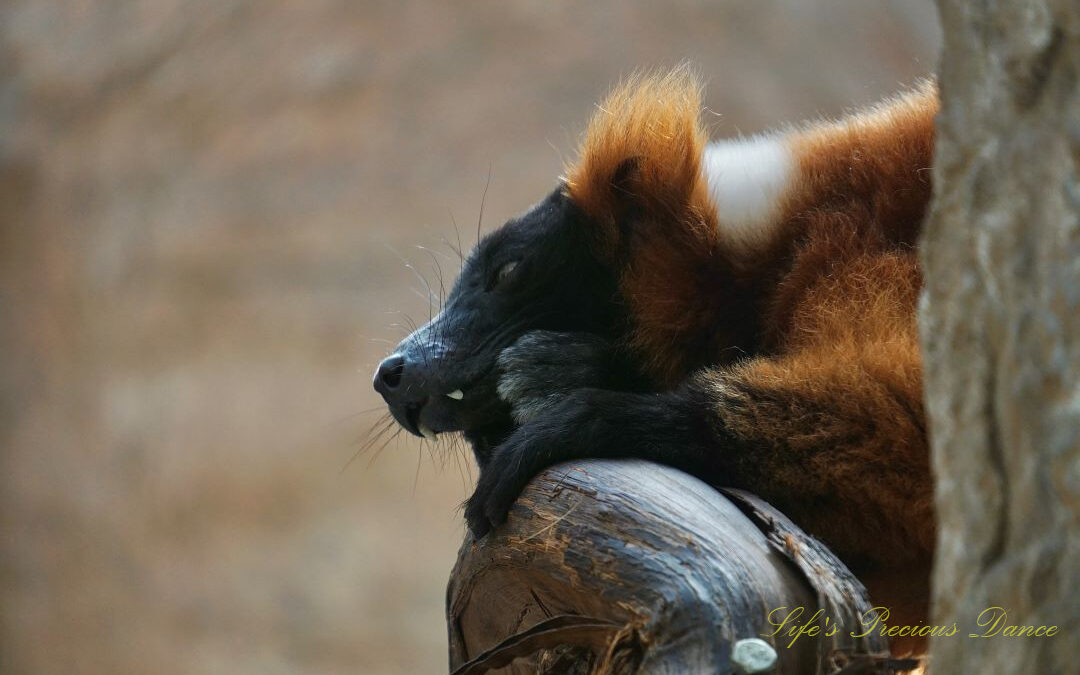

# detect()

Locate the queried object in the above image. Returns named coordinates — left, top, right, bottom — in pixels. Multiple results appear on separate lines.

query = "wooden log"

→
left=446, top=460, right=907, bottom=674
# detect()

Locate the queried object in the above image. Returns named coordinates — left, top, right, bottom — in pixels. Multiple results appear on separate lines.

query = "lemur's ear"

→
left=563, top=67, right=713, bottom=252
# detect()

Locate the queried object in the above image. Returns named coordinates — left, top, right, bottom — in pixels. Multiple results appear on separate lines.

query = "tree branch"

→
left=447, top=460, right=904, bottom=674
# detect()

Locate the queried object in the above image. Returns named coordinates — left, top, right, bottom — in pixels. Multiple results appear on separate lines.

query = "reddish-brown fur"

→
left=566, top=69, right=937, bottom=656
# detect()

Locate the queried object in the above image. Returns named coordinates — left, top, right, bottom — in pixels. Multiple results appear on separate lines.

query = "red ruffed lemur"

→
left=374, top=68, right=937, bottom=655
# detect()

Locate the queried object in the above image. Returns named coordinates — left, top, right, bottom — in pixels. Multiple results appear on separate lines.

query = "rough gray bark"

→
left=922, top=1, right=1079, bottom=673
left=446, top=460, right=899, bottom=674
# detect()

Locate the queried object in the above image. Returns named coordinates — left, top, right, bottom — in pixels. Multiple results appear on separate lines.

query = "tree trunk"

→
left=921, top=1, right=1079, bottom=673
left=446, top=460, right=902, bottom=674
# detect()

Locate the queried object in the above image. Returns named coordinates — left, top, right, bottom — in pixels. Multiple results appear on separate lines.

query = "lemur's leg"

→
left=469, top=339, right=929, bottom=538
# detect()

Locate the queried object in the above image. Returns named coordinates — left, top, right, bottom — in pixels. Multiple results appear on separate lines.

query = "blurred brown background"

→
left=0, top=2, right=939, bottom=674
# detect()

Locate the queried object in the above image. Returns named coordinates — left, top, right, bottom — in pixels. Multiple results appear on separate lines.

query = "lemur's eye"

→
left=495, top=260, right=519, bottom=286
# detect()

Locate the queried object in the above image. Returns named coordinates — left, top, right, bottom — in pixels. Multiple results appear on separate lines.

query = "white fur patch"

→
left=703, top=134, right=793, bottom=251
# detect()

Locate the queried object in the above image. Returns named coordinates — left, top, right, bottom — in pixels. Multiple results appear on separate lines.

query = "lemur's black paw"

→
left=463, top=387, right=693, bottom=537
left=497, top=330, right=612, bottom=424
left=463, top=491, right=493, bottom=538
left=463, top=432, right=534, bottom=537
left=463, top=393, right=591, bottom=537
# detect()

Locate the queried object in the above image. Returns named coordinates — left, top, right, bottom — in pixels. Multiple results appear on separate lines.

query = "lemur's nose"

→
left=373, top=353, right=406, bottom=394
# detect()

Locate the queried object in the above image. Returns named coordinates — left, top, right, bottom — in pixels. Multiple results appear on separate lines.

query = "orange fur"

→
left=707, top=244, right=932, bottom=654
left=565, top=68, right=730, bottom=383
left=564, top=66, right=717, bottom=256
left=565, top=70, right=938, bottom=657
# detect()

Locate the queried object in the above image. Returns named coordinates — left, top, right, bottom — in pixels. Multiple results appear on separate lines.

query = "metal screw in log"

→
left=447, top=460, right=912, bottom=674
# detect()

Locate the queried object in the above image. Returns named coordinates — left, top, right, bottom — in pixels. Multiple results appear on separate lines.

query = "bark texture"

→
left=447, top=460, right=899, bottom=674
left=922, top=1, right=1079, bottom=672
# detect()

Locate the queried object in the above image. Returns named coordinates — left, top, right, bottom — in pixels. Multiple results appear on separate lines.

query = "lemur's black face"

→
left=373, top=188, right=622, bottom=458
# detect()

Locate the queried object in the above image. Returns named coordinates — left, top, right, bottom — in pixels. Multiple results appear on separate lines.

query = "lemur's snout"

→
left=373, top=353, right=406, bottom=393
left=373, top=352, right=431, bottom=438
left=374, top=346, right=468, bottom=441
left=372, top=352, right=423, bottom=411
